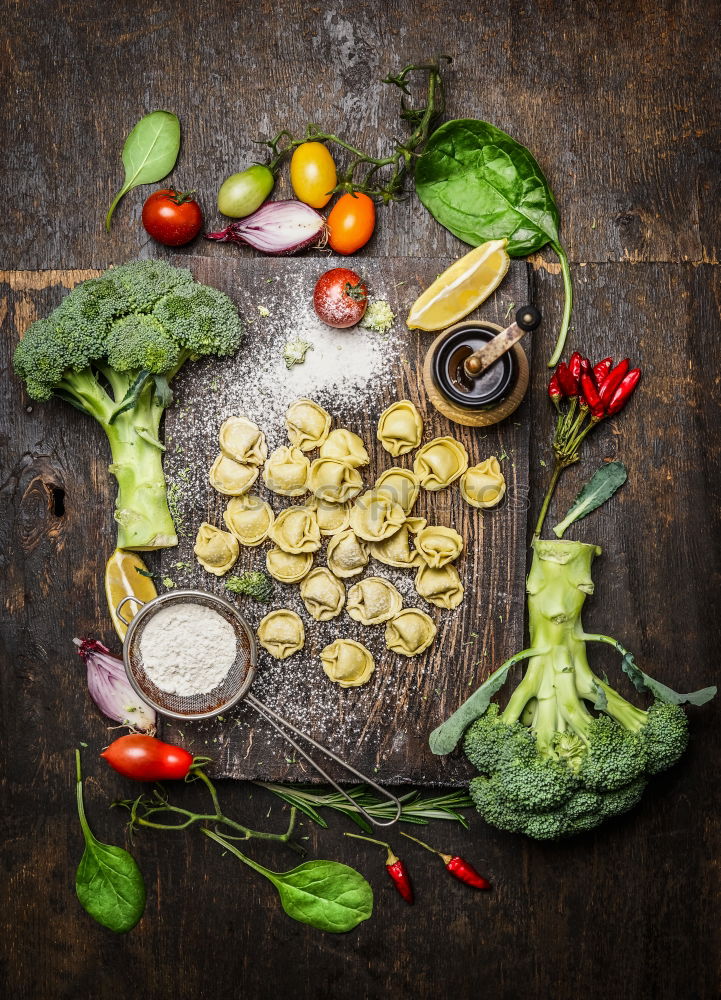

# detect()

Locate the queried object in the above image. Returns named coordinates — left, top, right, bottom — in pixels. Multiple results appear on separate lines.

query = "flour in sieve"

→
left=139, top=603, right=237, bottom=696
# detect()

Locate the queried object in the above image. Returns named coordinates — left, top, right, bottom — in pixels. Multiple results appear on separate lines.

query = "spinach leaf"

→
left=74, top=751, right=146, bottom=933
left=415, top=118, right=572, bottom=365
left=105, top=111, right=180, bottom=231
left=204, top=829, right=373, bottom=933
left=553, top=461, right=628, bottom=538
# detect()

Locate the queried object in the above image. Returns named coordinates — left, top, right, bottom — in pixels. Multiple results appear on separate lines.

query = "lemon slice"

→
left=406, top=239, right=510, bottom=331
left=105, top=549, right=157, bottom=641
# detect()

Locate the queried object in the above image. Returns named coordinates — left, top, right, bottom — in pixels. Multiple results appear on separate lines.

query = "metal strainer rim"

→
left=121, top=588, right=257, bottom=721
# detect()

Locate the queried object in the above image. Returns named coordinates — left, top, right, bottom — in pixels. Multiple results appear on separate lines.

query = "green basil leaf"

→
left=553, top=462, right=628, bottom=538
left=105, top=111, right=180, bottom=231
left=74, top=751, right=146, bottom=933
left=269, top=861, right=373, bottom=933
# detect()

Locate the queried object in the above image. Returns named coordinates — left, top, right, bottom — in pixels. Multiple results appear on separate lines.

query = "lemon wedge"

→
left=105, top=549, right=157, bottom=641
left=406, top=239, right=510, bottom=331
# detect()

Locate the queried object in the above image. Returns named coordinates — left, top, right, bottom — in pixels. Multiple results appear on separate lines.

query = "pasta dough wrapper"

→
left=268, top=506, right=321, bottom=554
left=415, top=525, right=464, bottom=568
left=327, top=528, right=369, bottom=578
left=263, top=446, right=310, bottom=497
left=285, top=399, right=331, bottom=451
left=219, top=416, right=267, bottom=467
left=266, top=548, right=313, bottom=583
left=308, top=458, right=363, bottom=503
left=257, top=610, right=305, bottom=659
left=321, top=638, right=375, bottom=688
left=319, top=428, right=370, bottom=468
left=377, top=399, right=423, bottom=456
left=415, top=563, right=465, bottom=609
left=209, top=453, right=259, bottom=496
left=300, top=567, right=346, bottom=621
left=385, top=608, right=437, bottom=657
left=413, top=437, right=468, bottom=491
left=193, top=522, right=239, bottom=576
left=460, top=457, right=507, bottom=508
left=223, top=494, right=275, bottom=547
left=350, top=489, right=406, bottom=542
left=347, top=577, right=403, bottom=625
left=308, top=497, right=351, bottom=536
left=369, top=516, right=426, bottom=568
left=375, top=467, right=420, bottom=514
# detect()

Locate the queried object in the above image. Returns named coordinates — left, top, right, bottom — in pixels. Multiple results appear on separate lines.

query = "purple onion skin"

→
left=206, top=199, right=327, bottom=256
left=75, top=637, right=156, bottom=733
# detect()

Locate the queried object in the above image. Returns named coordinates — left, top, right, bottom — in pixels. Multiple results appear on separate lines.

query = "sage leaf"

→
left=203, top=830, right=373, bottom=933
left=553, top=462, right=628, bottom=538
left=74, top=751, right=146, bottom=933
left=105, top=111, right=180, bottom=231
left=415, top=118, right=572, bottom=365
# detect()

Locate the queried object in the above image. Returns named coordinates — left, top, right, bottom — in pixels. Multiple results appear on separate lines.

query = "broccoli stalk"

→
left=13, top=260, right=242, bottom=551
left=430, top=539, right=715, bottom=840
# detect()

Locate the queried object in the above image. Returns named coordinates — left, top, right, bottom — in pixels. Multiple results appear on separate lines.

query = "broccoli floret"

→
left=640, top=701, right=689, bottom=774
left=13, top=259, right=242, bottom=550
left=225, top=571, right=273, bottom=604
left=360, top=299, right=395, bottom=333
left=578, top=714, right=648, bottom=792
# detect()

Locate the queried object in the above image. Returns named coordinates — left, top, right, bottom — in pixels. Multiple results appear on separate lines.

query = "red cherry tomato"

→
left=141, top=189, right=203, bottom=246
left=327, top=192, right=376, bottom=255
left=100, top=734, right=194, bottom=781
left=313, top=268, right=368, bottom=328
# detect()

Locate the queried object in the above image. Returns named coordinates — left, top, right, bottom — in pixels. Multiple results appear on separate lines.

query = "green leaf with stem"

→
left=105, top=111, right=181, bottom=231
left=553, top=461, right=628, bottom=538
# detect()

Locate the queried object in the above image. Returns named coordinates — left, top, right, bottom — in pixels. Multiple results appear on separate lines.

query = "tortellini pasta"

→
left=385, top=608, right=437, bottom=657
left=415, top=563, right=465, bottom=610
left=377, top=399, right=423, bottom=456
left=347, top=577, right=403, bottom=626
left=262, top=446, right=310, bottom=497
left=268, top=506, right=321, bottom=554
left=414, top=525, right=464, bottom=568
left=219, top=416, right=267, bottom=467
left=321, top=639, right=375, bottom=688
left=208, top=453, right=259, bottom=496
left=285, top=399, right=331, bottom=451
left=266, top=547, right=313, bottom=584
left=413, top=437, right=468, bottom=491
left=375, top=467, right=420, bottom=514
left=308, top=497, right=351, bottom=536
left=308, top=458, right=363, bottom=504
left=349, top=490, right=406, bottom=542
left=223, top=494, right=274, bottom=547
left=460, top=457, right=507, bottom=509
left=327, top=528, right=369, bottom=578
left=257, top=610, right=305, bottom=660
left=299, top=567, right=346, bottom=621
left=319, top=428, right=370, bottom=468
left=193, top=522, right=239, bottom=576
left=369, top=516, right=425, bottom=569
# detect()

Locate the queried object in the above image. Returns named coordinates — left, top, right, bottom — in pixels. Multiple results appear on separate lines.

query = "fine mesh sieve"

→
left=117, top=588, right=401, bottom=827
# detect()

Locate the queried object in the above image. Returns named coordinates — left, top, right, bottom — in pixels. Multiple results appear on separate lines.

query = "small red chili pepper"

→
left=578, top=357, right=592, bottom=377
left=548, top=373, right=562, bottom=408
left=345, top=833, right=413, bottom=904
left=568, top=351, right=583, bottom=382
left=400, top=832, right=491, bottom=890
left=599, top=359, right=630, bottom=402
left=606, top=368, right=641, bottom=415
left=555, top=362, right=578, bottom=397
left=580, top=372, right=606, bottom=419
left=593, top=357, right=613, bottom=385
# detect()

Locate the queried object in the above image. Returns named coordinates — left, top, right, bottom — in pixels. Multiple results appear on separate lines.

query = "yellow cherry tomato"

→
left=290, top=142, right=338, bottom=209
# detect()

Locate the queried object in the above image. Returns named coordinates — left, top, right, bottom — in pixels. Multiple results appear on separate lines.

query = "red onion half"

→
left=75, top=637, right=156, bottom=733
left=206, top=200, right=328, bottom=255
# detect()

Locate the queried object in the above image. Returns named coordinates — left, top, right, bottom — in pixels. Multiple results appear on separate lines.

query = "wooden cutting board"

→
left=160, top=253, right=530, bottom=786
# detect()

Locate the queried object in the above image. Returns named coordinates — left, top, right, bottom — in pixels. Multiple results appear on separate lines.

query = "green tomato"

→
left=217, top=165, right=275, bottom=218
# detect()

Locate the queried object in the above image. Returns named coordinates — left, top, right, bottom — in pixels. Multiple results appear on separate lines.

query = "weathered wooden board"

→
left=159, top=255, right=530, bottom=784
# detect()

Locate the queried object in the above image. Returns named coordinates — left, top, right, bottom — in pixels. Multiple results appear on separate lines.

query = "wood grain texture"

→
left=2, top=0, right=721, bottom=998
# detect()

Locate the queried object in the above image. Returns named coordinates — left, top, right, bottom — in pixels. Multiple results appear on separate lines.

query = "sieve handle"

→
left=245, top=693, right=402, bottom=828
left=115, top=595, right=146, bottom=626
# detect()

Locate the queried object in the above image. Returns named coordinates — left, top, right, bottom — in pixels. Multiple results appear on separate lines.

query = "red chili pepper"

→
left=580, top=372, right=606, bottom=419
left=555, top=362, right=578, bottom=397
left=606, top=368, right=641, bottom=415
left=593, top=357, right=613, bottom=384
left=345, top=833, right=413, bottom=904
left=400, top=832, right=491, bottom=891
left=568, top=351, right=583, bottom=382
left=548, top=373, right=562, bottom=409
left=599, top=359, right=630, bottom=402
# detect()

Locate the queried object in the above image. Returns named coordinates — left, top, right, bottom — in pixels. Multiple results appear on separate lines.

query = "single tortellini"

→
left=385, top=608, right=437, bottom=657
left=377, top=399, right=423, bottom=456
left=414, top=525, right=464, bottom=568
left=415, top=563, right=465, bottom=610
left=308, top=497, right=351, bottom=536
left=262, top=446, right=310, bottom=497
left=257, top=610, right=305, bottom=660
left=327, top=528, right=369, bottom=578
left=223, top=494, right=274, bottom=547
left=369, top=516, right=425, bottom=569
left=413, top=437, right=469, bottom=491
left=268, top=506, right=321, bottom=554
left=193, top=522, right=239, bottom=576
left=347, top=577, right=403, bottom=626
left=308, top=458, right=363, bottom=504
left=209, top=453, right=259, bottom=496
left=219, top=416, right=267, bottom=467
left=321, top=639, right=375, bottom=688
left=375, top=467, right=420, bottom=514
left=285, top=399, right=331, bottom=451
left=300, top=567, right=346, bottom=621
left=319, top=428, right=370, bottom=468
left=460, top=457, right=507, bottom=509
left=349, top=490, right=406, bottom=542
left=266, top=547, right=313, bottom=584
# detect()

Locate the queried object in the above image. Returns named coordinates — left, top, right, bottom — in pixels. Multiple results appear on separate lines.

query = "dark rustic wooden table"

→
left=2, top=2, right=720, bottom=998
